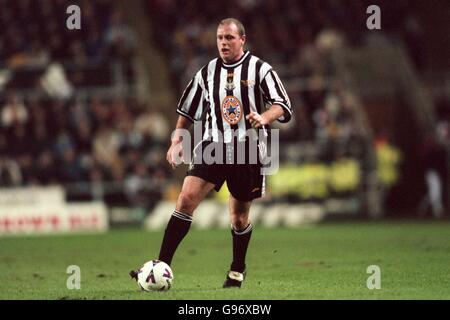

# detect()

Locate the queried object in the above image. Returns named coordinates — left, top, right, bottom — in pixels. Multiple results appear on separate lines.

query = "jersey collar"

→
left=221, top=51, right=250, bottom=68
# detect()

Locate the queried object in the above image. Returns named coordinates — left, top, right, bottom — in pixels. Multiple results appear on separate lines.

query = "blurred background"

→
left=0, top=0, right=449, bottom=235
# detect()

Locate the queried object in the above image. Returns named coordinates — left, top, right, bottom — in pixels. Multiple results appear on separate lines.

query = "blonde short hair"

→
left=219, top=18, right=245, bottom=37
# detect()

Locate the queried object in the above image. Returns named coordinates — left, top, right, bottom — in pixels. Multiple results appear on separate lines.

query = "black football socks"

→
left=230, top=223, right=253, bottom=273
left=158, top=210, right=193, bottom=265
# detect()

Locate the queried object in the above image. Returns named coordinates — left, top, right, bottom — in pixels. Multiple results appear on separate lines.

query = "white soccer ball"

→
left=137, top=260, right=174, bottom=292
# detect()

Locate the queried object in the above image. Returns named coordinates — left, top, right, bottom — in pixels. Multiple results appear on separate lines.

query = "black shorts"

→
left=186, top=141, right=265, bottom=202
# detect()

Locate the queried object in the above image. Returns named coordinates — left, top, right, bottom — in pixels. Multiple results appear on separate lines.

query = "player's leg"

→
left=223, top=162, right=264, bottom=288
left=176, top=175, right=216, bottom=214
left=158, top=176, right=215, bottom=265
left=228, top=194, right=253, bottom=273
left=223, top=194, right=253, bottom=288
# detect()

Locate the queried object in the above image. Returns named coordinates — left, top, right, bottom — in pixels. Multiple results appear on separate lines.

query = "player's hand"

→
left=166, top=140, right=184, bottom=169
left=246, top=112, right=268, bottom=129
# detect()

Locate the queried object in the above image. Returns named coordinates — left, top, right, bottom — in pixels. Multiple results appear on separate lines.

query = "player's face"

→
left=217, top=23, right=245, bottom=63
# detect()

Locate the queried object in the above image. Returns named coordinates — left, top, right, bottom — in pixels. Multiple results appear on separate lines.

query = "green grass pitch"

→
left=1, top=221, right=449, bottom=300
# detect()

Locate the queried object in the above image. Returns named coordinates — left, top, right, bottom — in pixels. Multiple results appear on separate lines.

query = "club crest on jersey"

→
left=221, top=95, right=243, bottom=125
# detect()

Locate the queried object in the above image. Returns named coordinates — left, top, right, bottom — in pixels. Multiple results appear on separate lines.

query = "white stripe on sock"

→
left=172, top=211, right=193, bottom=222
left=232, top=223, right=253, bottom=235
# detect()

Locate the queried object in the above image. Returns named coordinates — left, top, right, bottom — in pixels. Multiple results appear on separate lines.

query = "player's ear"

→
left=241, top=34, right=246, bottom=46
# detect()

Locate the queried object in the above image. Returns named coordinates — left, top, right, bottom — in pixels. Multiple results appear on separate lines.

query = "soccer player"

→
left=131, top=18, right=292, bottom=288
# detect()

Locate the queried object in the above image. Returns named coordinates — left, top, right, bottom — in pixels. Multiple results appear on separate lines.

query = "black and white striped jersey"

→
left=176, top=51, right=292, bottom=143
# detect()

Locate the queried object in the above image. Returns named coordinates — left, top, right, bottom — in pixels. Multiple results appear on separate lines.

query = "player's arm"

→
left=169, top=67, right=206, bottom=168
left=246, top=104, right=285, bottom=129
left=257, top=66, right=293, bottom=124
left=166, top=115, right=192, bottom=169
left=171, top=115, right=192, bottom=144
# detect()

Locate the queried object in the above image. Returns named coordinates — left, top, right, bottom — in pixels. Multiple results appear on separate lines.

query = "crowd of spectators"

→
left=0, top=0, right=159, bottom=208
left=148, top=0, right=345, bottom=88
left=0, top=0, right=136, bottom=89
left=0, top=93, right=171, bottom=208
left=147, top=0, right=425, bottom=86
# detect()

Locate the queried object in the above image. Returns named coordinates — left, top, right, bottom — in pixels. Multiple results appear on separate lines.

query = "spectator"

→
left=124, top=161, right=153, bottom=208
left=418, top=133, right=447, bottom=218
left=0, top=157, right=22, bottom=186
left=57, top=147, right=86, bottom=184
left=35, top=150, right=58, bottom=185
left=1, top=95, right=28, bottom=128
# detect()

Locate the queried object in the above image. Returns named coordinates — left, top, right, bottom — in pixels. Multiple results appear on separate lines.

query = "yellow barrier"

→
left=265, top=158, right=362, bottom=200
left=213, top=153, right=400, bottom=201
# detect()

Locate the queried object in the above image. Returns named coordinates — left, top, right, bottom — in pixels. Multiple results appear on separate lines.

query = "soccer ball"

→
left=136, top=260, right=174, bottom=292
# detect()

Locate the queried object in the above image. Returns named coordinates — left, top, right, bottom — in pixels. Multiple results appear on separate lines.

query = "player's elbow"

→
left=273, top=103, right=292, bottom=123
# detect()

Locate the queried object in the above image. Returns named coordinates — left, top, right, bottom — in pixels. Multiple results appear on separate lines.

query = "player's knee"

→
left=231, top=214, right=249, bottom=231
left=176, top=191, right=198, bottom=214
